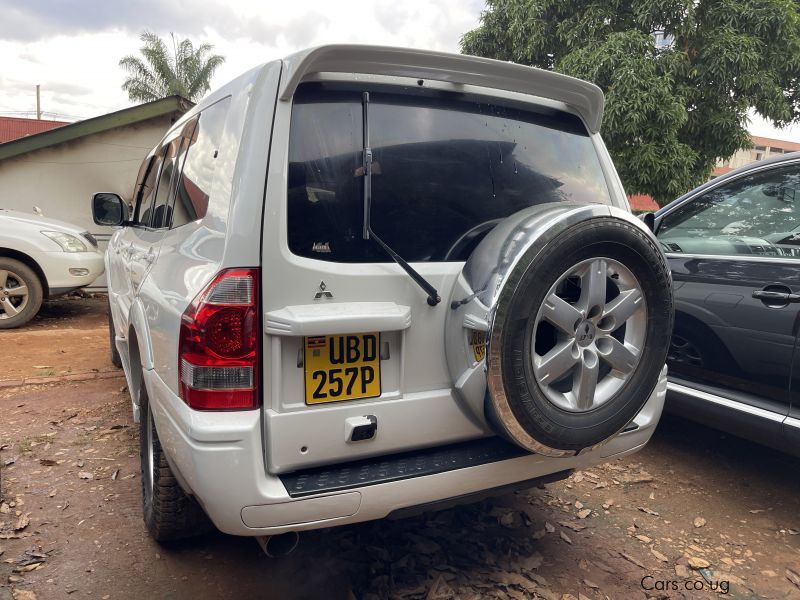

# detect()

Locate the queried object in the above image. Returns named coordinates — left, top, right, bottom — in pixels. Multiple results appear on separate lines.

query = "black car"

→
left=653, top=151, right=800, bottom=456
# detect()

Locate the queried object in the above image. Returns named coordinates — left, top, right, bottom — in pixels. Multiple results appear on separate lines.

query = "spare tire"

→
left=445, top=203, right=673, bottom=456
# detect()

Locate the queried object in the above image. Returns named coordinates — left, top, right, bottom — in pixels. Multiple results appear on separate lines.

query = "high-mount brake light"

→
left=178, top=268, right=260, bottom=410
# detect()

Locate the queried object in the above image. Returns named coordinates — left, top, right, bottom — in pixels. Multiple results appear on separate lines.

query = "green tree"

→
left=120, top=31, right=225, bottom=103
left=461, top=0, right=800, bottom=204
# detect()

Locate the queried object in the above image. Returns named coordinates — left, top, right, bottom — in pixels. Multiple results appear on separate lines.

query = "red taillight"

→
left=179, top=268, right=260, bottom=410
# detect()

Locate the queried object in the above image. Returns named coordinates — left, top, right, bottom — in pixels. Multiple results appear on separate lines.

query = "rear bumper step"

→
left=387, top=469, right=573, bottom=520
left=280, top=437, right=529, bottom=498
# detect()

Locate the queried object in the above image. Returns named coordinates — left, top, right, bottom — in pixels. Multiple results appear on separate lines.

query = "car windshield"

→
left=287, top=83, right=612, bottom=262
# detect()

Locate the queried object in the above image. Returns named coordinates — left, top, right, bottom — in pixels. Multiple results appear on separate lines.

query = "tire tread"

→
left=140, top=397, right=212, bottom=543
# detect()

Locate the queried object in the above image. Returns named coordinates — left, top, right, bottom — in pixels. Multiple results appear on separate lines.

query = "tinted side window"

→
left=287, top=83, right=611, bottom=262
left=131, top=154, right=153, bottom=219
left=658, top=166, right=800, bottom=258
left=133, top=153, right=164, bottom=227
left=171, top=97, right=231, bottom=228
left=151, top=137, right=185, bottom=229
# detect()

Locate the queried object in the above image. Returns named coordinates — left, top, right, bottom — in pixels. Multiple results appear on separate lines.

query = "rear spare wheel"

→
left=446, top=204, right=673, bottom=456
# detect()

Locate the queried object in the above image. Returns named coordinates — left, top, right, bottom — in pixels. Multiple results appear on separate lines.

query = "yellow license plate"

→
left=304, top=333, right=381, bottom=405
left=470, top=329, right=486, bottom=363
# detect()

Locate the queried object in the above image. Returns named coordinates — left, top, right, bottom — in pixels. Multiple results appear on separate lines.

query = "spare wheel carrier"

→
left=445, top=203, right=673, bottom=457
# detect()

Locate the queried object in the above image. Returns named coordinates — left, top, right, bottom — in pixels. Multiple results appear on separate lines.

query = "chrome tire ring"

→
left=145, top=406, right=155, bottom=503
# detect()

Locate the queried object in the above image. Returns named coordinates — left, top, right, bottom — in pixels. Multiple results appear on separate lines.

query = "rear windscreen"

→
left=287, top=83, right=611, bottom=262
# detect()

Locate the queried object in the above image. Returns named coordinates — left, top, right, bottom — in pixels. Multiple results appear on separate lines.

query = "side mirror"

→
left=92, top=192, right=128, bottom=226
left=638, top=212, right=656, bottom=232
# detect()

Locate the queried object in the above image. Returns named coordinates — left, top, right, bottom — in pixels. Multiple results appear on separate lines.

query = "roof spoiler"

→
left=279, top=45, right=604, bottom=133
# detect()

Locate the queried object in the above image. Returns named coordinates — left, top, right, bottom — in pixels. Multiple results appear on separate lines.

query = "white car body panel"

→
left=0, top=208, right=104, bottom=292
left=104, top=45, right=666, bottom=537
left=144, top=365, right=666, bottom=535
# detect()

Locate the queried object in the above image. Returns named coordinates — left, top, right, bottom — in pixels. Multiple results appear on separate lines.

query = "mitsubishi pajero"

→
left=92, top=45, right=673, bottom=552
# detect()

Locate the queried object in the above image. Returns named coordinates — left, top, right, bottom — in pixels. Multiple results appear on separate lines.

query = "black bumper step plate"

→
left=279, top=437, right=529, bottom=498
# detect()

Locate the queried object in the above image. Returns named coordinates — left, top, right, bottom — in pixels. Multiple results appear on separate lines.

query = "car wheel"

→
left=0, top=258, right=44, bottom=329
left=666, top=320, right=734, bottom=374
left=447, top=206, right=674, bottom=456
left=668, top=330, right=704, bottom=367
left=140, top=389, right=211, bottom=542
left=491, top=217, right=673, bottom=452
left=107, top=301, right=122, bottom=368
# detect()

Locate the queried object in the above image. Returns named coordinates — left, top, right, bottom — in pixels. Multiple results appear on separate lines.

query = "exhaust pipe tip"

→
left=256, top=531, right=300, bottom=557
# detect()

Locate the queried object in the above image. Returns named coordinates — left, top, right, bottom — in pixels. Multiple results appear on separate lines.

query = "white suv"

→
left=93, top=45, right=673, bottom=552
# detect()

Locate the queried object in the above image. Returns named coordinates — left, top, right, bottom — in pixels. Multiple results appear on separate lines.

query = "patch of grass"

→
left=33, top=368, right=57, bottom=377
left=17, top=433, right=57, bottom=453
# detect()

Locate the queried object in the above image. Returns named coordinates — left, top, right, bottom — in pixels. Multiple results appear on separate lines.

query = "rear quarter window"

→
left=171, top=96, right=231, bottom=228
left=288, top=83, right=611, bottom=262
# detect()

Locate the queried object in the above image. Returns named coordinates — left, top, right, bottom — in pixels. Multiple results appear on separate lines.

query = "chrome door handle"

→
left=753, top=290, right=800, bottom=302
left=753, top=285, right=800, bottom=306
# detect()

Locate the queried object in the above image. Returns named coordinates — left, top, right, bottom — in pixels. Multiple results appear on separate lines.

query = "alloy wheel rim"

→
left=530, top=257, right=647, bottom=413
left=0, top=269, right=30, bottom=319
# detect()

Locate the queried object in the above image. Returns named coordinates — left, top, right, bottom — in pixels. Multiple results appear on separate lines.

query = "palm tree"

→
left=119, top=31, right=225, bottom=103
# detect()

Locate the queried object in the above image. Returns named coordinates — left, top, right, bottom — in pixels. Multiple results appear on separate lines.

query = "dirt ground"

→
left=0, top=295, right=115, bottom=384
left=1, top=296, right=799, bottom=600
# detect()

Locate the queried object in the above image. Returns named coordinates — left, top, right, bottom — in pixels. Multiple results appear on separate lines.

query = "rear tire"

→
left=140, top=390, right=211, bottom=542
left=0, top=258, right=43, bottom=329
left=491, top=218, right=673, bottom=452
left=107, top=301, right=122, bottom=368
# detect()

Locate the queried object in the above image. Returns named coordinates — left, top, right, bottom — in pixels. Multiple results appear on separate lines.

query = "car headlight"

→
left=41, top=231, right=88, bottom=252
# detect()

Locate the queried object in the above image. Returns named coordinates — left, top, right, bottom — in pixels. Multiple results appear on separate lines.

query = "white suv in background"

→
left=0, top=208, right=104, bottom=328
left=93, top=45, right=673, bottom=554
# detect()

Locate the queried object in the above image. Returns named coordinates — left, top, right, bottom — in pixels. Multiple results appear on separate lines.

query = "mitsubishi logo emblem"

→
left=314, top=280, right=334, bottom=300
left=576, top=320, right=596, bottom=346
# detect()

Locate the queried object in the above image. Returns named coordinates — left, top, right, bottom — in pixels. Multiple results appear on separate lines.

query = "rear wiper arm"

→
left=361, top=92, right=440, bottom=307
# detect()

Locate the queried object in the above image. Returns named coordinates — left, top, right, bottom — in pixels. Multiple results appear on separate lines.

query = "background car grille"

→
left=80, top=232, right=98, bottom=248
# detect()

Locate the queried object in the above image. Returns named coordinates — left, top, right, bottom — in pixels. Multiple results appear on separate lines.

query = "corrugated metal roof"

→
left=0, top=96, right=193, bottom=162
left=0, top=116, right=67, bottom=143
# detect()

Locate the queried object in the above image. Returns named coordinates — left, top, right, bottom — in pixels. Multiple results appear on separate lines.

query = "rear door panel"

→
left=668, top=255, right=797, bottom=418
left=261, top=80, right=616, bottom=472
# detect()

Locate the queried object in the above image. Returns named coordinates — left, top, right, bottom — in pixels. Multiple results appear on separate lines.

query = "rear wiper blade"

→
left=361, top=92, right=440, bottom=307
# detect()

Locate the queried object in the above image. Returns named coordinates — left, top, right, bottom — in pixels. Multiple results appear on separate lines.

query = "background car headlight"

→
left=41, top=231, right=88, bottom=252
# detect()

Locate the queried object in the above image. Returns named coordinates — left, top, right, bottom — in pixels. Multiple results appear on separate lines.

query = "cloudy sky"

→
left=0, top=0, right=482, bottom=119
left=0, top=0, right=797, bottom=142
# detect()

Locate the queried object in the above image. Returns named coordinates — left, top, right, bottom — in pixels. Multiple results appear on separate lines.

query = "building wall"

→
left=714, top=135, right=800, bottom=177
left=0, top=116, right=174, bottom=288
